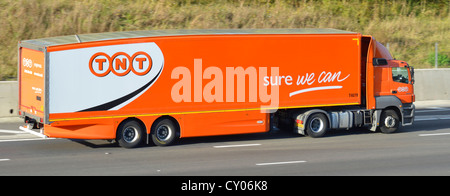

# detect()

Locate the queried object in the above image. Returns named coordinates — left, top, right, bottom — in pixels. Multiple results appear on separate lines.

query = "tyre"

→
left=151, top=118, right=179, bottom=146
left=379, top=109, right=400, bottom=134
left=305, top=113, right=328, bottom=138
left=116, top=120, right=145, bottom=148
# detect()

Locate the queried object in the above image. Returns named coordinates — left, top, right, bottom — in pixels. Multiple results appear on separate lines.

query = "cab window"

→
left=392, top=67, right=409, bottom=84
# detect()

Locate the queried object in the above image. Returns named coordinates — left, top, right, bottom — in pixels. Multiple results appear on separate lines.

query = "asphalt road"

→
left=1, top=105, right=450, bottom=176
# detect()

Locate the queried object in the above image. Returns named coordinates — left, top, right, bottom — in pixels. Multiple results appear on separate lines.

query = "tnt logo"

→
left=89, top=51, right=152, bottom=77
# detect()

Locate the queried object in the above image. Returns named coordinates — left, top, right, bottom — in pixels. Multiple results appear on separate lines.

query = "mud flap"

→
left=370, top=110, right=382, bottom=132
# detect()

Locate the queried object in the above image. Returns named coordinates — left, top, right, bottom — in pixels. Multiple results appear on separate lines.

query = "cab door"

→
left=390, top=66, right=414, bottom=103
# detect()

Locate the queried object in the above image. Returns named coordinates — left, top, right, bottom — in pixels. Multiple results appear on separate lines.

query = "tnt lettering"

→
left=89, top=51, right=152, bottom=77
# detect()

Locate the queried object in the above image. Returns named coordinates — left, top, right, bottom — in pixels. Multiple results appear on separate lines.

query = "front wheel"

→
left=379, top=109, right=400, bottom=134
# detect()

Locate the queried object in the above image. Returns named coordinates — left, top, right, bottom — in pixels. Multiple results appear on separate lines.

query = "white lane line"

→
left=0, top=159, right=10, bottom=162
left=415, top=115, right=450, bottom=121
left=19, top=126, right=47, bottom=138
left=416, top=108, right=450, bottom=113
left=419, top=132, right=450, bottom=137
left=256, top=160, right=307, bottom=166
left=0, top=138, right=54, bottom=143
left=214, top=143, right=261, bottom=148
left=415, top=118, right=436, bottom=121
left=0, top=129, right=26, bottom=134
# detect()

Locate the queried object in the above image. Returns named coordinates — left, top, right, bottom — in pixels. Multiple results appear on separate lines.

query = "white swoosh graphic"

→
left=289, top=86, right=343, bottom=97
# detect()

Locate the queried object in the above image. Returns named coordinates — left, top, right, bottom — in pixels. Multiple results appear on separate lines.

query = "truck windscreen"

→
left=392, top=67, right=409, bottom=84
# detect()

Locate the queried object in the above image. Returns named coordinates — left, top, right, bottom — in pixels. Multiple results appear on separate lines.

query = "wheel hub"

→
left=385, top=116, right=396, bottom=128
left=157, top=125, right=172, bottom=141
left=310, top=118, right=324, bottom=133
left=123, top=126, right=138, bottom=143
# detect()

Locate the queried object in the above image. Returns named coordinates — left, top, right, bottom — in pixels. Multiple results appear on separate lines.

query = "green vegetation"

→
left=427, top=53, right=450, bottom=67
left=1, top=0, right=449, bottom=80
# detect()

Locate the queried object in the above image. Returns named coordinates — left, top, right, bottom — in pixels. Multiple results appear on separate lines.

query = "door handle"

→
left=391, top=90, right=397, bottom=94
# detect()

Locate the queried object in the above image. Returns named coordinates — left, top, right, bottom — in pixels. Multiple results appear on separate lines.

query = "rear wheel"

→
left=379, top=109, right=400, bottom=134
left=116, top=120, right=145, bottom=148
left=151, top=118, right=179, bottom=146
left=305, top=113, right=328, bottom=138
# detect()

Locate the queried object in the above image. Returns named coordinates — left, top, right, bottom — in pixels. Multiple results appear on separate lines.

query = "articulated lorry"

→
left=18, top=29, right=415, bottom=148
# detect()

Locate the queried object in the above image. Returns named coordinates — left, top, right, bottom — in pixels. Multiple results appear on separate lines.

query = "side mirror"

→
left=373, top=58, right=388, bottom=66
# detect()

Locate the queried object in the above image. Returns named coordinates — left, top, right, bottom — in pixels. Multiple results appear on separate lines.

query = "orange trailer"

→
left=18, top=29, right=415, bottom=148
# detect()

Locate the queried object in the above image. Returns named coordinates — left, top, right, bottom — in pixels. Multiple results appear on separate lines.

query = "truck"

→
left=18, top=28, right=415, bottom=148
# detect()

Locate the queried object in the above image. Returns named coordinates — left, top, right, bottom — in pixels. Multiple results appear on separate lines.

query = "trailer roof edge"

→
left=21, top=28, right=357, bottom=47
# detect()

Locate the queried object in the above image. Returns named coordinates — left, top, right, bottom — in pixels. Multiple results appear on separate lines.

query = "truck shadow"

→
left=170, top=119, right=450, bottom=147
left=70, top=119, right=450, bottom=148
left=150, top=127, right=377, bottom=147
left=397, top=119, right=450, bottom=134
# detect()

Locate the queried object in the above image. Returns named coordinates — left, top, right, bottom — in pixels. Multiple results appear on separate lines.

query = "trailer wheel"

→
left=116, top=120, right=145, bottom=148
left=151, top=118, right=178, bottom=146
left=305, top=113, right=328, bottom=138
left=379, top=109, right=400, bottom=134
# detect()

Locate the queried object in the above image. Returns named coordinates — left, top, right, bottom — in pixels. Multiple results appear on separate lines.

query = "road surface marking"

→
left=416, top=108, right=450, bottom=113
left=19, top=126, right=48, bottom=138
left=0, top=138, right=55, bottom=143
left=415, top=115, right=450, bottom=121
left=0, top=129, right=26, bottom=134
left=0, top=159, right=10, bottom=162
left=214, top=143, right=261, bottom=148
left=419, top=132, right=450, bottom=137
left=256, top=160, right=307, bottom=166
